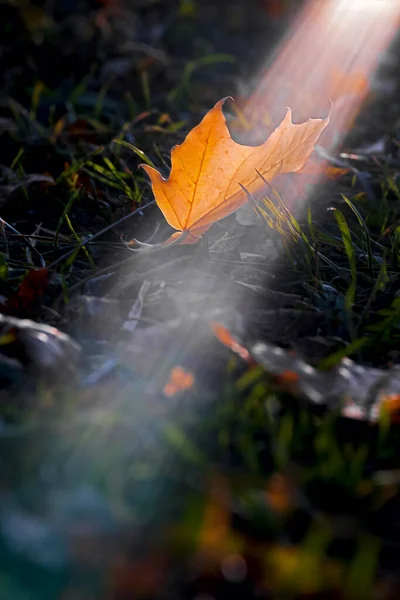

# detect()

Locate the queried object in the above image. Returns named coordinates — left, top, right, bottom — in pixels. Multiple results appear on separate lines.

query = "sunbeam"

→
left=234, top=0, right=400, bottom=207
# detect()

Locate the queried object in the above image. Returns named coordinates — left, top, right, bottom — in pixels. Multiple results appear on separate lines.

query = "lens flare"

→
left=333, top=0, right=397, bottom=13
left=234, top=0, right=400, bottom=207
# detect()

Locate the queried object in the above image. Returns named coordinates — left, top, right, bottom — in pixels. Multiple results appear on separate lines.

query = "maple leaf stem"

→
left=126, top=231, right=189, bottom=253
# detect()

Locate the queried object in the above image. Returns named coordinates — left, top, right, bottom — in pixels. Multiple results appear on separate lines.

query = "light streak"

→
left=234, top=0, right=400, bottom=206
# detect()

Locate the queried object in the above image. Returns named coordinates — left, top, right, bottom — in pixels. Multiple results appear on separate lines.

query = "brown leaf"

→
left=5, top=268, right=49, bottom=313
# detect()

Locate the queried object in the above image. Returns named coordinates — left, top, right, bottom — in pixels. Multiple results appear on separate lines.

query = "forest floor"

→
left=1, top=1, right=400, bottom=599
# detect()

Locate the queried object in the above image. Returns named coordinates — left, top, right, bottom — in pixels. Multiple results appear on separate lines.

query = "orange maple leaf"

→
left=141, top=97, right=329, bottom=244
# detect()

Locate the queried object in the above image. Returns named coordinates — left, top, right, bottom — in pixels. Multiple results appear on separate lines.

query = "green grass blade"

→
left=113, top=140, right=156, bottom=168
left=54, top=188, right=80, bottom=256
left=342, top=194, right=373, bottom=274
left=65, top=214, right=96, bottom=270
left=332, top=208, right=357, bottom=305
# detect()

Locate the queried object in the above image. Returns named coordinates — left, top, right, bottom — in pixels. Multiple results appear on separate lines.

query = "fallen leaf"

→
left=248, top=341, right=400, bottom=422
left=324, top=165, right=350, bottom=179
left=163, top=366, right=194, bottom=396
left=0, top=313, right=80, bottom=376
left=141, top=97, right=329, bottom=244
left=210, top=324, right=400, bottom=423
left=5, top=268, right=49, bottom=313
left=210, top=322, right=252, bottom=363
left=1, top=173, right=55, bottom=196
